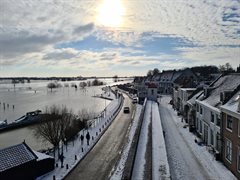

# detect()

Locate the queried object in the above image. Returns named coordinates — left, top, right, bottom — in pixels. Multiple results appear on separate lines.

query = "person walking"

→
left=80, top=134, right=84, bottom=145
left=59, top=153, right=64, bottom=168
left=86, top=132, right=90, bottom=146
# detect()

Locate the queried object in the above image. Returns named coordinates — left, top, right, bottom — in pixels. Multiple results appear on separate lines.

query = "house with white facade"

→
left=187, top=89, right=204, bottom=131
left=173, top=88, right=196, bottom=116
left=195, top=74, right=240, bottom=155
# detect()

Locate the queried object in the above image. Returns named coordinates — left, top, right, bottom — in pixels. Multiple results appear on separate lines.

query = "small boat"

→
left=0, top=120, right=7, bottom=127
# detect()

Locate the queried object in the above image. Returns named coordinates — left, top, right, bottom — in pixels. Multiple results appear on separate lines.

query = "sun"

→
left=96, top=0, right=125, bottom=27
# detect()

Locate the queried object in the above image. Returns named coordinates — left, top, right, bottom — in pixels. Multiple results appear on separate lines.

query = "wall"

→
left=222, top=112, right=240, bottom=179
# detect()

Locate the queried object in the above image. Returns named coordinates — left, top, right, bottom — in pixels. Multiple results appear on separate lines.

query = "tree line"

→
left=146, top=63, right=239, bottom=77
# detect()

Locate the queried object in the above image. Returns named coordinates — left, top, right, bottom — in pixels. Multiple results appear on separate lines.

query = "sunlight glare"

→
left=96, top=0, right=125, bottom=27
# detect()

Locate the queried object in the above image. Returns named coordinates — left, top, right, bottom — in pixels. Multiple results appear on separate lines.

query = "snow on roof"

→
left=0, top=142, right=37, bottom=172
left=172, top=71, right=183, bottom=81
left=187, top=90, right=203, bottom=106
left=221, top=90, right=240, bottom=118
left=181, top=88, right=196, bottom=91
left=202, top=74, right=240, bottom=108
left=33, top=150, right=53, bottom=161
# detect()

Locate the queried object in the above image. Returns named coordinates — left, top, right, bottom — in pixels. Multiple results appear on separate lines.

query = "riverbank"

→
left=37, top=94, right=124, bottom=180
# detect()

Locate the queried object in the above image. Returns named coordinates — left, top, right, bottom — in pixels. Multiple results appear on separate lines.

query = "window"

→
left=226, top=115, right=233, bottom=131
left=196, top=118, right=199, bottom=130
left=216, top=115, right=220, bottom=127
left=196, top=104, right=199, bottom=112
left=200, top=106, right=203, bottom=115
left=225, top=139, right=232, bottom=162
left=238, top=147, right=240, bottom=172
left=199, top=120, right=202, bottom=134
left=210, top=129, right=214, bottom=145
left=211, top=112, right=214, bottom=123
left=151, top=89, right=154, bottom=95
left=216, top=133, right=221, bottom=151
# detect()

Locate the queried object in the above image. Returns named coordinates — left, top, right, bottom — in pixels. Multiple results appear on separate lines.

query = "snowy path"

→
left=159, top=96, right=237, bottom=180
left=65, top=94, right=134, bottom=180
left=132, top=100, right=152, bottom=180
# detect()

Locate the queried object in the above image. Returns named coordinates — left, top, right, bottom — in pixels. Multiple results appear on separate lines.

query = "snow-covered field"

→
left=37, top=96, right=123, bottom=180
left=159, top=96, right=237, bottom=180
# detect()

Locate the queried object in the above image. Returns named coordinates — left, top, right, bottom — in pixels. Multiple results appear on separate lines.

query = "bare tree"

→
left=47, top=82, right=57, bottom=92
left=152, top=68, right=160, bottom=76
left=33, top=105, right=79, bottom=157
left=219, top=62, right=234, bottom=72
left=33, top=106, right=62, bottom=157
left=77, top=109, right=90, bottom=128
left=79, top=82, right=87, bottom=89
left=147, top=70, right=153, bottom=77
left=113, top=75, right=118, bottom=82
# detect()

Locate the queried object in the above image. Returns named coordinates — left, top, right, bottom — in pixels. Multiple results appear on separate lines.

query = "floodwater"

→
left=0, top=78, right=131, bottom=150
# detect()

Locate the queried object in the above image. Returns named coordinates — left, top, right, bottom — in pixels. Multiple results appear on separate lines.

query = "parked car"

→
left=123, top=107, right=130, bottom=113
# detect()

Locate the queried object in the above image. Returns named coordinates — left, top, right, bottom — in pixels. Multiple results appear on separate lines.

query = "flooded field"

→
left=0, top=78, right=132, bottom=150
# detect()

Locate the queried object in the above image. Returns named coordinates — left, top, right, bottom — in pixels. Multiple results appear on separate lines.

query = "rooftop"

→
left=0, top=142, right=37, bottom=172
left=200, top=74, right=240, bottom=108
left=221, top=90, right=240, bottom=118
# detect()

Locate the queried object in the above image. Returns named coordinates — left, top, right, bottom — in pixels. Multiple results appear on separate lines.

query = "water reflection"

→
left=0, top=78, right=132, bottom=150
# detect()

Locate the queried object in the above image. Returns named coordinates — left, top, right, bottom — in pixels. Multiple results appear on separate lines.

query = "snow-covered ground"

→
left=110, top=104, right=142, bottom=180
left=132, top=100, right=151, bottom=180
left=159, top=96, right=237, bottom=180
left=37, top=96, right=123, bottom=180
left=152, top=101, right=170, bottom=180
left=93, top=86, right=117, bottom=100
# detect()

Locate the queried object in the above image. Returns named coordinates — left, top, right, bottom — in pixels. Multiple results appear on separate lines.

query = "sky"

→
left=0, top=0, right=239, bottom=77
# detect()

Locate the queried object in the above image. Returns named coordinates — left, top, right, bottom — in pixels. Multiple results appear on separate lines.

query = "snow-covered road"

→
left=159, top=96, right=236, bottom=180
left=65, top=94, right=134, bottom=180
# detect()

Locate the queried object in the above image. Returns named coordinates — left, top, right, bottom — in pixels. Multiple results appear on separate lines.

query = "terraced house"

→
left=195, top=74, right=240, bottom=155
left=221, top=90, right=240, bottom=179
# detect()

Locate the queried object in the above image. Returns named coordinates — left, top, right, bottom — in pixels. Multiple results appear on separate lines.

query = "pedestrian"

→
left=86, top=132, right=90, bottom=146
left=59, top=153, right=64, bottom=168
left=80, top=134, right=84, bottom=145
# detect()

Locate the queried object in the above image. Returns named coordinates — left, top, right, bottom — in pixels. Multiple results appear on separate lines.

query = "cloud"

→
left=0, top=30, right=64, bottom=58
left=73, top=23, right=95, bottom=35
left=0, top=0, right=239, bottom=76
left=177, top=46, right=240, bottom=67
left=43, top=48, right=79, bottom=60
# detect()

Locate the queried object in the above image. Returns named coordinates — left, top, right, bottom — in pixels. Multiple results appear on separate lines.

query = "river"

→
left=0, top=78, right=132, bottom=150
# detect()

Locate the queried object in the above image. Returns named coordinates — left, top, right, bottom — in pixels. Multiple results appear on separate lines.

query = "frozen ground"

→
left=159, top=96, right=237, bottom=180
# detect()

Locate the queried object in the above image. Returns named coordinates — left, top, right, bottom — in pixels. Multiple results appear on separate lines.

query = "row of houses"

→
left=173, top=73, right=240, bottom=178
left=133, top=68, right=204, bottom=102
left=133, top=71, right=240, bottom=178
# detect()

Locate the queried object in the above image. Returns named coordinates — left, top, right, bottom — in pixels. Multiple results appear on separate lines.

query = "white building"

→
left=195, top=74, right=240, bottom=153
